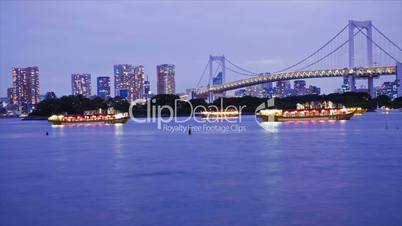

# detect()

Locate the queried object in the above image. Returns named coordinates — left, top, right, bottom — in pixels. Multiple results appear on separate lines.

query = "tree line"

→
left=30, top=92, right=402, bottom=117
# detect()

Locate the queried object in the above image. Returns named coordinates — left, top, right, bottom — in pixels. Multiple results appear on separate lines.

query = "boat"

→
left=200, top=110, right=240, bottom=119
left=257, top=108, right=355, bottom=122
left=347, top=107, right=367, bottom=115
left=48, top=112, right=129, bottom=125
left=375, top=106, right=398, bottom=113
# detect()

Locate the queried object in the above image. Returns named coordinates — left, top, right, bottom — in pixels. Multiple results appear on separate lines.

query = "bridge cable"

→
left=225, top=65, right=257, bottom=77
left=196, top=61, right=210, bottom=88
left=354, top=24, right=401, bottom=63
left=372, top=25, right=402, bottom=52
left=209, top=63, right=221, bottom=86
left=214, top=60, right=258, bottom=77
left=296, top=28, right=364, bottom=71
left=274, top=24, right=349, bottom=73
left=224, top=58, right=258, bottom=75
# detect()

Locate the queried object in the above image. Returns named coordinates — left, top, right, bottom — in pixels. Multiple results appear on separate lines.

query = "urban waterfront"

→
left=1, top=113, right=402, bottom=226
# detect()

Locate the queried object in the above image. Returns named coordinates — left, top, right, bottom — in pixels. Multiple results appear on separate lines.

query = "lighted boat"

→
left=200, top=110, right=240, bottom=119
left=347, top=107, right=367, bottom=115
left=257, top=108, right=354, bottom=122
left=375, top=106, right=398, bottom=113
left=48, top=112, right=129, bottom=125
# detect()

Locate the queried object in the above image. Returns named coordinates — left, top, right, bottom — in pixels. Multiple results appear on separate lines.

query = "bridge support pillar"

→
left=368, top=77, right=374, bottom=97
left=348, top=76, right=356, bottom=92
left=397, top=62, right=402, bottom=97
left=348, top=20, right=372, bottom=93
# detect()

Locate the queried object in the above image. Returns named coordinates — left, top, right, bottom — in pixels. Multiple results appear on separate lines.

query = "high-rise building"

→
left=376, top=81, right=398, bottom=99
left=245, top=84, right=266, bottom=98
left=12, top=66, right=40, bottom=113
left=119, top=89, right=129, bottom=99
left=275, top=80, right=291, bottom=97
left=130, top=66, right=144, bottom=100
left=263, top=82, right=274, bottom=98
left=341, top=77, right=350, bottom=93
left=114, top=64, right=132, bottom=97
left=294, top=80, right=307, bottom=96
left=97, top=76, right=111, bottom=98
left=71, top=73, right=91, bottom=97
left=262, top=82, right=273, bottom=91
left=144, top=76, right=151, bottom=99
left=234, top=89, right=247, bottom=97
left=157, top=64, right=175, bottom=95
left=114, top=64, right=144, bottom=101
left=7, top=87, right=13, bottom=103
left=306, top=85, right=321, bottom=95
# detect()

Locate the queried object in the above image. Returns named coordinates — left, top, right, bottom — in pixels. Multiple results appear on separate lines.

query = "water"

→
left=1, top=113, right=402, bottom=226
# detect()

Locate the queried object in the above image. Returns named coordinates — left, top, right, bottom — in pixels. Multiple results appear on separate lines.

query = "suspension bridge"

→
left=194, top=20, right=402, bottom=100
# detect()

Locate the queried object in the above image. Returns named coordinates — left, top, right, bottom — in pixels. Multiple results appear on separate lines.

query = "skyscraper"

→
left=294, top=80, right=307, bottom=96
left=157, top=64, right=175, bottom=95
left=114, top=64, right=144, bottom=101
left=306, top=85, right=321, bottom=95
left=71, top=73, right=91, bottom=97
left=275, top=80, right=291, bottom=97
left=7, top=87, right=13, bottom=103
left=144, top=76, right=151, bottom=99
left=234, top=89, right=246, bottom=97
left=129, top=66, right=144, bottom=100
left=377, top=81, right=398, bottom=99
left=12, top=66, right=40, bottom=113
left=114, top=64, right=132, bottom=97
left=245, top=84, right=266, bottom=98
left=97, top=76, right=111, bottom=98
left=262, top=82, right=274, bottom=98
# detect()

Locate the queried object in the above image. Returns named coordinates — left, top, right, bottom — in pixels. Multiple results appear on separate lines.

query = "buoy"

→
left=46, top=132, right=49, bottom=136
left=188, top=126, right=192, bottom=135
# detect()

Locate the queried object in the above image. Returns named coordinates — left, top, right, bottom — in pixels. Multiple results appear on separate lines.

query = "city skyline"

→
left=1, top=1, right=401, bottom=97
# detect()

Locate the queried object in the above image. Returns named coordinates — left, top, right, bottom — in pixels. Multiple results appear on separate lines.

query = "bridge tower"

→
left=208, top=55, right=226, bottom=102
left=348, top=20, right=374, bottom=96
left=397, top=62, right=402, bottom=97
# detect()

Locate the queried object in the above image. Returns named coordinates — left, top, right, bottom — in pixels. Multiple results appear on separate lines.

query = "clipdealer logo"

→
left=128, top=99, right=247, bottom=133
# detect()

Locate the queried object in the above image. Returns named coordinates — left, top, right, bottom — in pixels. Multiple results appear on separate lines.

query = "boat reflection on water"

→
left=114, top=123, right=124, bottom=136
left=281, top=119, right=346, bottom=125
left=51, top=124, right=65, bottom=128
left=259, top=121, right=280, bottom=133
left=51, top=122, right=125, bottom=128
left=258, top=118, right=348, bottom=133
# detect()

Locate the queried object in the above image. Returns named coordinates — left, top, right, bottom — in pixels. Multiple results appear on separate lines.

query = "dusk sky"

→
left=1, top=1, right=401, bottom=97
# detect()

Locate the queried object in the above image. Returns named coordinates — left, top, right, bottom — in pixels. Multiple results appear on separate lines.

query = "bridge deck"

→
left=196, top=66, right=396, bottom=95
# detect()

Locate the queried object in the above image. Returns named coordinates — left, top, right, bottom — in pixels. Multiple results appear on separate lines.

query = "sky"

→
left=0, top=1, right=401, bottom=97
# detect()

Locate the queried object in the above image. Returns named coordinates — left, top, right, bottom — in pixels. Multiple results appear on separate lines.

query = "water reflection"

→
left=113, top=123, right=124, bottom=158
left=1, top=114, right=402, bottom=226
left=114, top=123, right=124, bottom=136
left=51, top=124, right=65, bottom=136
left=259, top=122, right=280, bottom=133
